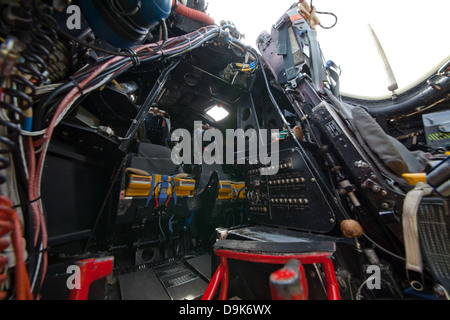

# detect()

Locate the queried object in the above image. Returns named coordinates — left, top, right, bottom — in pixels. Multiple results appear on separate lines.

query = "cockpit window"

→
left=207, top=0, right=450, bottom=98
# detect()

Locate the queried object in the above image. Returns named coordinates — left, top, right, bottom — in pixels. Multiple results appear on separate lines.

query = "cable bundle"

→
left=0, top=196, right=32, bottom=300
left=0, top=0, right=257, bottom=298
left=22, top=19, right=254, bottom=295
left=0, top=38, right=35, bottom=302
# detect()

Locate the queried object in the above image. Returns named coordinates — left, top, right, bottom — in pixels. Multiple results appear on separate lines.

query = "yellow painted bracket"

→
left=125, top=173, right=195, bottom=198
left=402, top=173, right=427, bottom=186
left=218, top=181, right=246, bottom=200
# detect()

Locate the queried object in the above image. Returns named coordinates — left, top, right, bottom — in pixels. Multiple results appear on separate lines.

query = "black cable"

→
left=316, top=11, right=338, bottom=29
left=363, top=233, right=406, bottom=262
left=33, top=25, right=216, bottom=129
left=256, top=50, right=348, bottom=222
left=110, top=0, right=142, bottom=16
left=98, top=90, right=130, bottom=122
left=83, top=155, right=129, bottom=253
left=235, top=186, right=246, bottom=225
left=12, top=197, right=42, bottom=210
left=118, top=58, right=181, bottom=152
left=33, top=22, right=219, bottom=129
left=157, top=19, right=168, bottom=52
left=38, top=10, right=170, bottom=58
left=33, top=82, right=73, bottom=130
left=35, top=59, right=134, bottom=128
left=257, top=51, right=408, bottom=263
left=34, top=1, right=174, bottom=59
left=158, top=215, right=166, bottom=242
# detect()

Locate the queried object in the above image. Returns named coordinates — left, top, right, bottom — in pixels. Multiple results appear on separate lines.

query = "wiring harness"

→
left=0, top=0, right=256, bottom=299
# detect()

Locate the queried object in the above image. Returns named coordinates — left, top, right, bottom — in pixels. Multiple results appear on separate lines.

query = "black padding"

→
left=130, top=143, right=182, bottom=176
left=352, top=107, right=427, bottom=175
left=214, top=239, right=336, bottom=255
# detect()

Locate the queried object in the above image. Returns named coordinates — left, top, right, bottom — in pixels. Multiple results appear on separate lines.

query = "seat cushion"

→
left=352, top=107, right=427, bottom=175
left=130, top=143, right=182, bottom=176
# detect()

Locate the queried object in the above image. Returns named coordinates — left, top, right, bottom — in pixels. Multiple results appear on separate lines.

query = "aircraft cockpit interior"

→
left=0, top=0, right=449, bottom=302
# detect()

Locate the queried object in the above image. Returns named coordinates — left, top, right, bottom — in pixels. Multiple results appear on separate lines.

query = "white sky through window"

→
left=206, top=0, right=450, bottom=97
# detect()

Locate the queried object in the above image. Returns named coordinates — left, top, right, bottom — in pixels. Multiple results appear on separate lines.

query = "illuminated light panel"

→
left=206, top=105, right=229, bottom=121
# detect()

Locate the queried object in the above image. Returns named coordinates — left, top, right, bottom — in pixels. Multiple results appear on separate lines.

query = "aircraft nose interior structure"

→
left=0, top=0, right=449, bottom=302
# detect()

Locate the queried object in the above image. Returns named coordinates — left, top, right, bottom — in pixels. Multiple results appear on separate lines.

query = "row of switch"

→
left=268, top=177, right=305, bottom=185
left=248, top=162, right=293, bottom=175
left=270, top=198, right=309, bottom=205
left=249, top=206, right=268, bottom=213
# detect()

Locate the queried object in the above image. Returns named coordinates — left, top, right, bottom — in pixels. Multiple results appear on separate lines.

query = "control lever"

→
left=270, top=259, right=308, bottom=300
left=341, top=219, right=363, bottom=249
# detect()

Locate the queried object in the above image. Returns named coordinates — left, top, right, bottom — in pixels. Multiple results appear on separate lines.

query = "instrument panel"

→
left=245, top=146, right=337, bottom=233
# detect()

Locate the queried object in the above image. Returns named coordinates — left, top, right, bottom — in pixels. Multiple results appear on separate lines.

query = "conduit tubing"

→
left=0, top=196, right=33, bottom=300
left=172, top=0, right=214, bottom=25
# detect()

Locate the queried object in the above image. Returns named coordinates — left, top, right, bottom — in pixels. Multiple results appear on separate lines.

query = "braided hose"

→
left=0, top=215, right=13, bottom=300
left=0, top=196, right=32, bottom=300
left=172, top=0, right=214, bottom=25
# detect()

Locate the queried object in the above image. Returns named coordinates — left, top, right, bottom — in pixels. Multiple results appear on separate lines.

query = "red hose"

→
left=172, top=0, right=214, bottom=25
left=0, top=224, right=12, bottom=300
left=0, top=196, right=33, bottom=300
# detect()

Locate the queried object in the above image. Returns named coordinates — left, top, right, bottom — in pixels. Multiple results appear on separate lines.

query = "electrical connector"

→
left=98, top=126, right=115, bottom=137
left=0, top=36, right=25, bottom=76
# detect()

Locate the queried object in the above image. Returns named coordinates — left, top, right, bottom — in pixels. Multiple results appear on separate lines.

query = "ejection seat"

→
left=120, top=141, right=244, bottom=249
left=350, top=106, right=429, bottom=178
left=115, top=142, right=198, bottom=266
left=347, top=104, right=450, bottom=296
left=118, top=142, right=195, bottom=221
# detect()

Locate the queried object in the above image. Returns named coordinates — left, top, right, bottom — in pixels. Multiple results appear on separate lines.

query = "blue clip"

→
left=183, top=212, right=195, bottom=231
left=298, top=30, right=308, bottom=37
left=23, top=117, right=33, bottom=132
left=159, top=175, right=169, bottom=205
left=145, top=173, right=156, bottom=208
left=172, top=185, right=177, bottom=205
left=169, top=175, right=177, bottom=206
left=168, top=214, right=175, bottom=233
left=145, top=174, right=179, bottom=208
